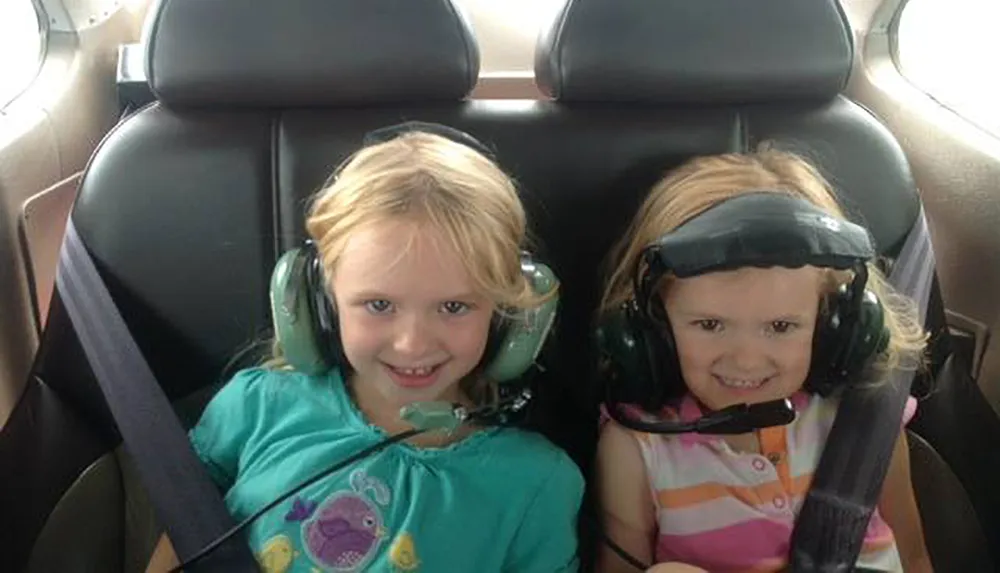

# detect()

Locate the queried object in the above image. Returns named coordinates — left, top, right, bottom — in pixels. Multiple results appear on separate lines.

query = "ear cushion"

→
left=269, top=247, right=340, bottom=376
left=841, top=288, right=890, bottom=372
left=594, top=300, right=674, bottom=412
left=483, top=260, right=559, bottom=383
left=810, top=286, right=889, bottom=394
left=477, top=315, right=508, bottom=370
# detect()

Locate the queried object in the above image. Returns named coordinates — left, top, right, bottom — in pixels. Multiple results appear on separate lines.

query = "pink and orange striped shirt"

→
left=609, top=392, right=916, bottom=572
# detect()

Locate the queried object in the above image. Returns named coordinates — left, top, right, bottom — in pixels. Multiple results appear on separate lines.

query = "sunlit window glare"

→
left=896, top=0, right=1000, bottom=137
left=0, top=0, right=42, bottom=109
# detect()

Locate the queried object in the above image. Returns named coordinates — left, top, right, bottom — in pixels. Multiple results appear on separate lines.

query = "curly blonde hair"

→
left=307, top=131, right=552, bottom=312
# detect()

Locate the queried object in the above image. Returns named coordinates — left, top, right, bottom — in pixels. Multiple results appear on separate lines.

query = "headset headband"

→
left=363, top=120, right=496, bottom=161
left=634, top=192, right=876, bottom=317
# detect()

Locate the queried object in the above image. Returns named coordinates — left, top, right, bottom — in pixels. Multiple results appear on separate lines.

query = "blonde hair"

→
left=269, top=130, right=555, bottom=404
left=599, top=145, right=927, bottom=386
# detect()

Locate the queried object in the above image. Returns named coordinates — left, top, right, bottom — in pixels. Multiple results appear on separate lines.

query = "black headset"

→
left=595, top=192, right=891, bottom=415
left=269, top=121, right=559, bottom=389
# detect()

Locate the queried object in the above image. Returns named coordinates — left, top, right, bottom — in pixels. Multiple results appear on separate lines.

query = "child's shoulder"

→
left=479, top=427, right=584, bottom=486
left=489, top=426, right=572, bottom=458
left=800, top=390, right=920, bottom=430
left=465, top=427, right=584, bottom=517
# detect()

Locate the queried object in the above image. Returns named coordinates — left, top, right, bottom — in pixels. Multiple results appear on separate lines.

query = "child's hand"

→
left=645, top=563, right=709, bottom=573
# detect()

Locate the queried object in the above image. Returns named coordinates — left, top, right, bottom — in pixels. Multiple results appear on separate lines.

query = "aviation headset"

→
left=268, top=121, right=559, bottom=387
left=595, top=191, right=891, bottom=415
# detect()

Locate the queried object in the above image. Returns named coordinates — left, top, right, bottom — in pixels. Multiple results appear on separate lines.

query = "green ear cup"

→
left=269, top=248, right=330, bottom=376
left=850, top=288, right=890, bottom=364
left=593, top=305, right=654, bottom=391
left=483, top=261, right=559, bottom=383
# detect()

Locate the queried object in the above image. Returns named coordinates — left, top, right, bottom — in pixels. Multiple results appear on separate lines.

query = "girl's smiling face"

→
left=663, top=266, right=824, bottom=410
left=331, top=218, right=495, bottom=417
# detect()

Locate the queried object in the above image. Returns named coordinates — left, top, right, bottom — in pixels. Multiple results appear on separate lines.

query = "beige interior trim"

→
left=471, top=72, right=544, bottom=100
left=847, top=0, right=1000, bottom=410
left=0, top=1, right=148, bottom=428
left=19, top=171, right=80, bottom=332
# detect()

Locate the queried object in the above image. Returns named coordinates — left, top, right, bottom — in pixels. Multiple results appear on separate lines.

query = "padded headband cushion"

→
left=363, top=121, right=497, bottom=161
left=535, top=0, right=853, bottom=103
left=647, top=192, right=875, bottom=278
left=145, top=0, right=480, bottom=107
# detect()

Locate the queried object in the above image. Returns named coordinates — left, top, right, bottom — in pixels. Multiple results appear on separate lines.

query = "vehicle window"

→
left=0, top=0, right=43, bottom=110
left=895, top=0, right=1000, bottom=137
left=460, top=0, right=564, bottom=74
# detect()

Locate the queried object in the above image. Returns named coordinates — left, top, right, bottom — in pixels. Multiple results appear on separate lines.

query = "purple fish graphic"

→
left=285, top=497, right=318, bottom=523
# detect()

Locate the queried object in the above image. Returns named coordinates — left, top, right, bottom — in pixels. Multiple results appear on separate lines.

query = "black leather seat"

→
left=2, top=0, right=997, bottom=571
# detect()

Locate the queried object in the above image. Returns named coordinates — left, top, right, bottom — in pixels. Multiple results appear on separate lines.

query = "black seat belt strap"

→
left=55, top=217, right=259, bottom=572
left=790, top=204, right=935, bottom=571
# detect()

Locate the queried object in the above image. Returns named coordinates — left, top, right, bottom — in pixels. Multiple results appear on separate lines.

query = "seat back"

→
left=4, top=1, right=485, bottom=570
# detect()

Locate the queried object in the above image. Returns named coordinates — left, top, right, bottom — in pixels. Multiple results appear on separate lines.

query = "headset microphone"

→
left=400, top=388, right=534, bottom=433
left=605, top=397, right=796, bottom=435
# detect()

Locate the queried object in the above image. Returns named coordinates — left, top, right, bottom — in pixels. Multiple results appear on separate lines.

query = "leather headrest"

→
left=145, top=0, right=480, bottom=107
left=535, top=0, right=853, bottom=103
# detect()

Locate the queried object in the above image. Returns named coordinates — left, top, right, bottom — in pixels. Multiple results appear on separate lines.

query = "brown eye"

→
left=769, top=321, right=796, bottom=334
left=695, top=319, right=722, bottom=332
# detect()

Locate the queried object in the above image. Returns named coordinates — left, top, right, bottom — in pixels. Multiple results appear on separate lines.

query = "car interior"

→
left=2, top=0, right=999, bottom=571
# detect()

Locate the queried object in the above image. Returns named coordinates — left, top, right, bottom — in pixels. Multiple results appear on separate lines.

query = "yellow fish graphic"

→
left=389, top=532, right=420, bottom=571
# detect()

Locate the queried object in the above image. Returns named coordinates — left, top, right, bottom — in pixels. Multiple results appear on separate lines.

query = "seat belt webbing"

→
left=790, top=204, right=935, bottom=571
left=55, top=217, right=259, bottom=572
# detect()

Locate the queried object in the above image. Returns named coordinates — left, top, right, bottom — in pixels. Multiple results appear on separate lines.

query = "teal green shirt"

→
left=190, top=367, right=584, bottom=573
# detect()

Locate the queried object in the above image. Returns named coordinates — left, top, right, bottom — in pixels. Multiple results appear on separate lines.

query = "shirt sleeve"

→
left=188, top=367, right=271, bottom=491
left=902, top=395, right=918, bottom=427
left=504, top=451, right=585, bottom=573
